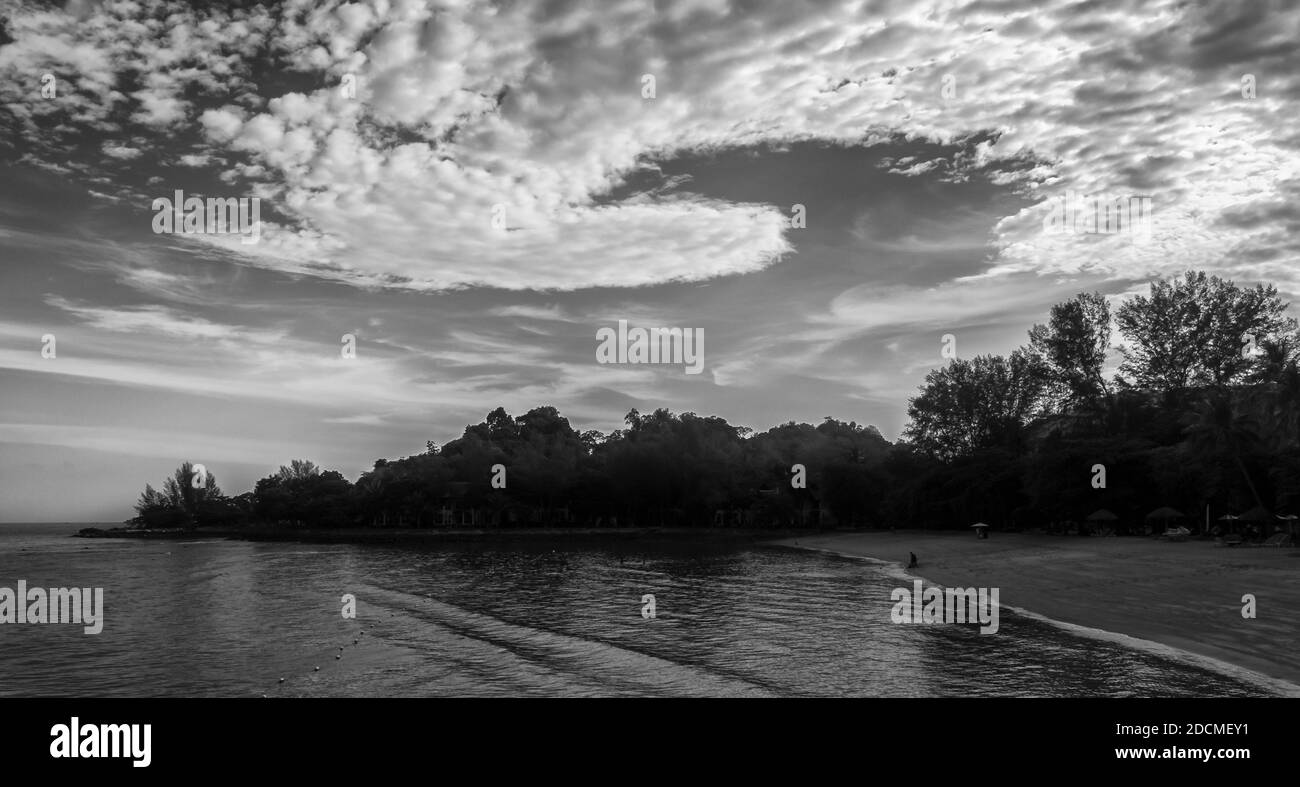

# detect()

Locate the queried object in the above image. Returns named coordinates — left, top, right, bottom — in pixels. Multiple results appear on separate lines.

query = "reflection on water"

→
left=0, top=524, right=1278, bottom=697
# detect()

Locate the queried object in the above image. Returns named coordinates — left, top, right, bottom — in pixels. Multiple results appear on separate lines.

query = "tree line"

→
left=132, top=270, right=1300, bottom=533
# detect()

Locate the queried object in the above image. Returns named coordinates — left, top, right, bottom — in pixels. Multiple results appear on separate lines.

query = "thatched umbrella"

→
left=1145, top=507, right=1184, bottom=535
left=1276, top=514, right=1299, bottom=537
left=1230, top=505, right=1271, bottom=540
left=970, top=522, right=990, bottom=539
left=1083, top=508, right=1117, bottom=536
left=1238, top=505, right=1271, bottom=522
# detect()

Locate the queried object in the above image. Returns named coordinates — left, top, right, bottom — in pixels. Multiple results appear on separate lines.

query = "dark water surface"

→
left=0, top=524, right=1278, bottom=697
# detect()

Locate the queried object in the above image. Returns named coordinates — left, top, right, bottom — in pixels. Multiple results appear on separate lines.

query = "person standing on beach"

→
left=908, top=552, right=918, bottom=569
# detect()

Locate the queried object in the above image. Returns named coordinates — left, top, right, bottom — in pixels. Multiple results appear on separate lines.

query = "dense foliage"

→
left=132, top=271, right=1300, bottom=532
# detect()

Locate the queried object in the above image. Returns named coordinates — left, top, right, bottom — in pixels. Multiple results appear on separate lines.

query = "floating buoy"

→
left=314, top=666, right=320, bottom=671
left=278, top=677, right=285, bottom=683
left=336, top=654, right=341, bottom=660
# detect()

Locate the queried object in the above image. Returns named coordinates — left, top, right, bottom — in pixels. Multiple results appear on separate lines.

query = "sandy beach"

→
left=770, top=530, right=1300, bottom=692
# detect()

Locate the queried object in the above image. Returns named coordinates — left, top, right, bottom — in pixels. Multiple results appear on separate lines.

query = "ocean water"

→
left=0, top=523, right=1282, bottom=697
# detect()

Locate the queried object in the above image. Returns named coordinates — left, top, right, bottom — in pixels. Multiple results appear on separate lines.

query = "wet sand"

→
left=769, top=530, right=1300, bottom=691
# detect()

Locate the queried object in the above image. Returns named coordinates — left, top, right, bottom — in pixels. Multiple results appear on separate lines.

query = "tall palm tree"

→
left=1183, top=395, right=1267, bottom=511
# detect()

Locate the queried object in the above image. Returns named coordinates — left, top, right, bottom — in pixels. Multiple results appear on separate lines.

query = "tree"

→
left=1244, top=334, right=1300, bottom=450
left=1027, top=292, right=1111, bottom=408
left=134, top=483, right=167, bottom=514
left=1248, top=333, right=1300, bottom=385
left=132, top=461, right=226, bottom=529
left=1116, top=271, right=1294, bottom=392
left=904, top=350, right=1050, bottom=460
left=132, top=483, right=186, bottom=528
left=257, top=462, right=355, bottom=527
left=276, top=459, right=320, bottom=482
left=1182, top=394, right=1267, bottom=511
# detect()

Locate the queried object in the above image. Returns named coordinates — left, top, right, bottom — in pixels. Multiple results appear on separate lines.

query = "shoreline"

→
left=768, top=530, right=1300, bottom=693
left=70, top=525, right=817, bottom=544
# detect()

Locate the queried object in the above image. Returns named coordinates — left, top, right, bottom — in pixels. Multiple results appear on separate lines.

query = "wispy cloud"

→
left=45, top=296, right=265, bottom=341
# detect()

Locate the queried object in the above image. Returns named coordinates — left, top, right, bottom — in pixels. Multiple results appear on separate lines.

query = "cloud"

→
left=44, top=296, right=255, bottom=340
left=130, top=88, right=188, bottom=127
left=198, top=106, right=246, bottom=142
left=0, top=422, right=289, bottom=465
left=322, top=413, right=388, bottom=426
left=2, top=0, right=1290, bottom=294
left=489, top=304, right=575, bottom=322
left=817, top=275, right=1083, bottom=335
left=101, top=143, right=141, bottom=159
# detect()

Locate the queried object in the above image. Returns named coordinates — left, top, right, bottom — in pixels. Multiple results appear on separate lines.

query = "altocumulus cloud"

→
left=0, top=0, right=1297, bottom=293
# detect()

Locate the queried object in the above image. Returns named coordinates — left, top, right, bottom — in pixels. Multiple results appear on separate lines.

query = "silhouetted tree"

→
left=1182, top=394, right=1267, bottom=512
left=1027, top=292, right=1111, bottom=408
left=132, top=461, right=229, bottom=529
left=1116, top=272, right=1294, bottom=392
left=904, top=350, right=1049, bottom=460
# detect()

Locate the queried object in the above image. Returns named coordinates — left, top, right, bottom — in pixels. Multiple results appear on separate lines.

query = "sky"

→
left=1, top=0, right=1298, bottom=522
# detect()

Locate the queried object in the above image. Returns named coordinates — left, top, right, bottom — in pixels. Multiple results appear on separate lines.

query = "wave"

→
left=780, top=544, right=1300, bottom=697
left=358, top=582, right=778, bottom=697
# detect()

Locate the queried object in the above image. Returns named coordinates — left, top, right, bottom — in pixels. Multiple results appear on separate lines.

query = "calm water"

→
left=0, top=523, right=1280, bottom=697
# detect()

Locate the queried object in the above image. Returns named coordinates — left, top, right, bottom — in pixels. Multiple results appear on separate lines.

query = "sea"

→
left=0, top=523, right=1285, bottom=697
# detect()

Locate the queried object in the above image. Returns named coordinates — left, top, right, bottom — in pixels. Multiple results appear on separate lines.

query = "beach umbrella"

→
left=970, top=522, right=990, bottom=529
left=1238, top=505, right=1271, bottom=522
left=1145, top=507, right=1184, bottom=535
left=1085, top=509, right=1118, bottom=521
left=1275, top=514, right=1298, bottom=535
